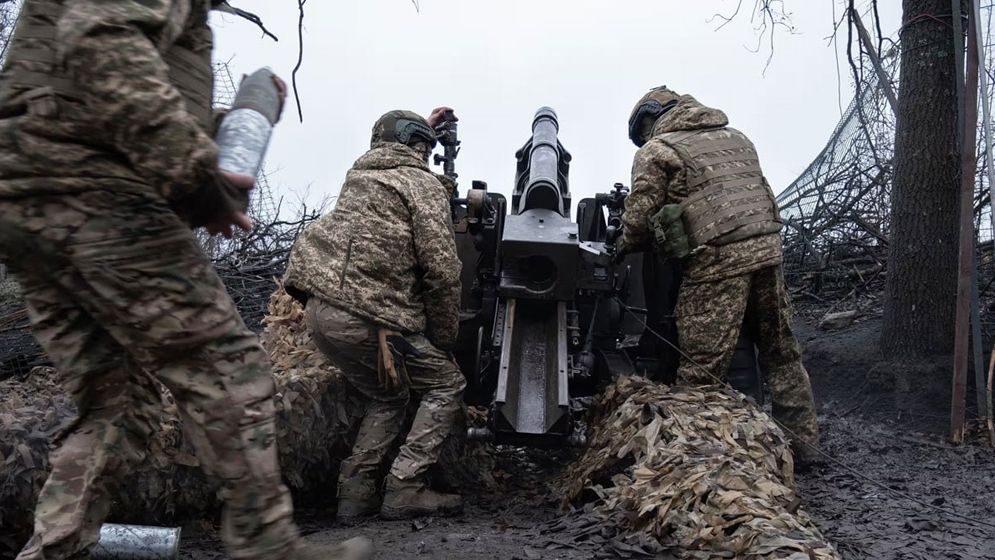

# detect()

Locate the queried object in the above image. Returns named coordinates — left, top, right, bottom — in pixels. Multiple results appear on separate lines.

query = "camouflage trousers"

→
left=675, top=265, right=820, bottom=451
left=305, top=299, right=465, bottom=500
left=0, top=186, right=301, bottom=560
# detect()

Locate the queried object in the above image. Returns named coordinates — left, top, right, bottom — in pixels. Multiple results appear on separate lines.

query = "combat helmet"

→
left=371, top=110, right=438, bottom=151
left=628, top=86, right=681, bottom=147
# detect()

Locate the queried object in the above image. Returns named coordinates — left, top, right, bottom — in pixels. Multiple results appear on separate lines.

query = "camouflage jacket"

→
left=0, top=0, right=224, bottom=206
left=621, top=95, right=783, bottom=284
left=284, top=143, right=462, bottom=350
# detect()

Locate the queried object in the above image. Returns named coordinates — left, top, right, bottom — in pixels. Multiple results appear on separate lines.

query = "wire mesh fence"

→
left=775, top=5, right=995, bottom=320
left=775, top=43, right=895, bottom=304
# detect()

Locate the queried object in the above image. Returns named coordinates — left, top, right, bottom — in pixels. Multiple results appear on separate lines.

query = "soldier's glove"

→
left=611, top=237, right=630, bottom=264
left=172, top=170, right=250, bottom=230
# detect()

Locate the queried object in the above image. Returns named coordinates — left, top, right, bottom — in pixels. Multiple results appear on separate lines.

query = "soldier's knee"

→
left=420, top=374, right=464, bottom=409
left=450, top=368, right=468, bottom=393
left=373, top=388, right=412, bottom=408
left=438, top=368, right=467, bottom=400
left=153, top=324, right=270, bottom=377
left=137, top=299, right=254, bottom=359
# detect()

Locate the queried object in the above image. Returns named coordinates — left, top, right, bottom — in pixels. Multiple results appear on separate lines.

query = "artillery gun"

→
left=438, top=107, right=762, bottom=447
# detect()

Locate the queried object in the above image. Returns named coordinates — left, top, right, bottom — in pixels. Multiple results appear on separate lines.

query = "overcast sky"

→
left=211, top=1, right=902, bottom=215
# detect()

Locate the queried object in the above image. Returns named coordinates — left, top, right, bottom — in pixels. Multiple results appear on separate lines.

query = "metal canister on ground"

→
left=216, top=67, right=282, bottom=178
left=90, top=524, right=181, bottom=560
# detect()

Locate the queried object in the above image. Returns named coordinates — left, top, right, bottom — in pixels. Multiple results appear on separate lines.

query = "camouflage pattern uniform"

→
left=621, top=88, right=820, bottom=459
left=0, top=1, right=367, bottom=559
left=284, top=135, right=465, bottom=509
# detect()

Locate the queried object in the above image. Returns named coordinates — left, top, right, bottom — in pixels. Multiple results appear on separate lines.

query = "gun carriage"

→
left=435, top=107, right=762, bottom=447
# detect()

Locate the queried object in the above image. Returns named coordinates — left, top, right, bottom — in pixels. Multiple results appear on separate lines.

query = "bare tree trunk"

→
left=881, top=0, right=962, bottom=358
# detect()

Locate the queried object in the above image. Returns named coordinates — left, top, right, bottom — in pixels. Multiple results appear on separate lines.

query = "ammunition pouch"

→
left=649, top=204, right=691, bottom=260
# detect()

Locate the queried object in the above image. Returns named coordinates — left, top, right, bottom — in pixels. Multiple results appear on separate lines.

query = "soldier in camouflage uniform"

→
left=618, top=86, right=821, bottom=466
left=0, top=1, right=371, bottom=559
left=284, top=109, right=466, bottom=522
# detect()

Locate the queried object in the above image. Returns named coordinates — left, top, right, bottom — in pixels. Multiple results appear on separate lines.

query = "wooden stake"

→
left=850, top=9, right=898, bottom=115
left=987, top=347, right=995, bottom=446
left=952, top=5, right=979, bottom=444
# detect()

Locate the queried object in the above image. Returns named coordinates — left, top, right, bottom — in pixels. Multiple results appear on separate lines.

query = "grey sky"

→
left=211, top=1, right=902, bottom=214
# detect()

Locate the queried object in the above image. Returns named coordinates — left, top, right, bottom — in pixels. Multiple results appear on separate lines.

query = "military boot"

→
left=294, top=537, right=374, bottom=560
left=336, top=476, right=381, bottom=525
left=792, top=441, right=826, bottom=472
left=380, top=474, right=463, bottom=520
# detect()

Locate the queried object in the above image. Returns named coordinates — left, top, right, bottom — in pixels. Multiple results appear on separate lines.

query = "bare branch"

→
left=215, top=2, right=279, bottom=42
left=707, top=0, right=746, bottom=31
left=292, top=0, right=307, bottom=122
left=710, top=0, right=797, bottom=73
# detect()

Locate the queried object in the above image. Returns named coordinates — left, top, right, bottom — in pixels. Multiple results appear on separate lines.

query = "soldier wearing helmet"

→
left=284, top=108, right=466, bottom=522
left=618, top=86, right=821, bottom=466
left=0, top=1, right=371, bottom=559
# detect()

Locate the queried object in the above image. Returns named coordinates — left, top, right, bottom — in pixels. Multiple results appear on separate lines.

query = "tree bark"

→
left=881, top=0, right=962, bottom=358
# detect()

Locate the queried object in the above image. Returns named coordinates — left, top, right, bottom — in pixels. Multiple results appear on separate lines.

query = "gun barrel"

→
left=526, top=108, right=560, bottom=207
left=514, top=107, right=572, bottom=216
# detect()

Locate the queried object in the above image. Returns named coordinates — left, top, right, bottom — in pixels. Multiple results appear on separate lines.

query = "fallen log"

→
left=559, top=376, right=840, bottom=559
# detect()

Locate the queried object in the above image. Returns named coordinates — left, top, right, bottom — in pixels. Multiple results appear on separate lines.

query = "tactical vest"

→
left=657, top=127, right=782, bottom=247
left=0, top=0, right=214, bottom=128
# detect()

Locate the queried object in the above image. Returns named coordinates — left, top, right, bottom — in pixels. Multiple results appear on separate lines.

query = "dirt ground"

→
left=177, top=315, right=995, bottom=560
left=796, top=317, right=995, bottom=560
left=181, top=447, right=604, bottom=560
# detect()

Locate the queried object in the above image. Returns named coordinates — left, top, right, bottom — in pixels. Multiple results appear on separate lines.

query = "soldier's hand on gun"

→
left=427, top=106, right=457, bottom=128
left=205, top=171, right=254, bottom=238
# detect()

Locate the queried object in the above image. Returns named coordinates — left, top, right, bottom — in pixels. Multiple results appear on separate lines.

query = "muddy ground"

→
left=797, top=317, right=995, bottom=560
left=178, top=316, right=995, bottom=559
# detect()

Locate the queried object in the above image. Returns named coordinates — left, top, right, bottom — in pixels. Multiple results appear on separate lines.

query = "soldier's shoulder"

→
left=634, top=138, right=681, bottom=168
left=391, top=163, right=443, bottom=189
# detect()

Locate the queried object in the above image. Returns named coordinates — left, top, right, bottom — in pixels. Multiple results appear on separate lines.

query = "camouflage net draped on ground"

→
left=0, top=284, right=491, bottom=556
left=559, top=376, right=840, bottom=559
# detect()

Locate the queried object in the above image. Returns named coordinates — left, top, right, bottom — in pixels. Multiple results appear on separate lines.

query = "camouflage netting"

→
left=0, top=366, right=75, bottom=554
left=0, top=284, right=492, bottom=556
left=263, top=282, right=365, bottom=490
left=559, top=376, right=840, bottom=559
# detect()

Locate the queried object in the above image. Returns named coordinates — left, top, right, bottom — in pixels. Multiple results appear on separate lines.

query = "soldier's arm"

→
left=57, top=0, right=221, bottom=200
left=407, top=175, right=462, bottom=351
left=619, top=141, right=683, bottom=252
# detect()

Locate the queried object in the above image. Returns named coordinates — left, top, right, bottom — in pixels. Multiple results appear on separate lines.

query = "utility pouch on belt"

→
left=377, top=329, right=421, bottom=389
left=649, top=204, right=691, bottom=259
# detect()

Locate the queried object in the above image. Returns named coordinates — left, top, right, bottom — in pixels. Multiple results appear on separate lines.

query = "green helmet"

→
left=371, top=110, right=438, bottom=150
left=628, top=86, right=681, bottom=147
